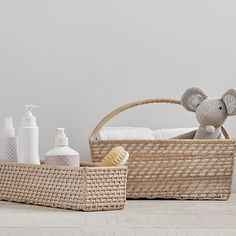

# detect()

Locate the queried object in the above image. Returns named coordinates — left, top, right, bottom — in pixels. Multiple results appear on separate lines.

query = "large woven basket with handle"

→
left=89, top=98, right=236, bottom=200
left=0, top=162, right=127, bottom=211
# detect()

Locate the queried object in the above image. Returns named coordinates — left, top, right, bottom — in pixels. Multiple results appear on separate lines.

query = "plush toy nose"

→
left=205, top=125, right=216, bottom=133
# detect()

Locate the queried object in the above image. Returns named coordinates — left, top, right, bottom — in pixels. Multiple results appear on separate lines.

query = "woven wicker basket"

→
left=0, top=162, right=127, bottom=211
left=89, top=98, right=236, bottom=200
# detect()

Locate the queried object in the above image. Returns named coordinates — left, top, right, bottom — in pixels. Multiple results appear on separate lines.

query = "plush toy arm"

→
left=172, top=129, right=197, bottom=139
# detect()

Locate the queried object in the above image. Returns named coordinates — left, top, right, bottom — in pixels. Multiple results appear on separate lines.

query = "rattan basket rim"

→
left=0, top=161, right=127, bottom=171
left=90, top=138, right=236, bottom=144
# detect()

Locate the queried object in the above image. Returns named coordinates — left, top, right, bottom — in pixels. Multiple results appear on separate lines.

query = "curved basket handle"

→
left=90, top=98, right=182, bottom=140
left=89, top=98, right=231, bottom=141
left=90, top=98, right=231, bottom=140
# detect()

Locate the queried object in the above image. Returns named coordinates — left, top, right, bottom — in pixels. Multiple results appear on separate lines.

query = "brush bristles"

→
left=100, top=146, right=128, bottom=167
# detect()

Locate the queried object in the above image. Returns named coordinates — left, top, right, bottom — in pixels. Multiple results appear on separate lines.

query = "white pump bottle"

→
left=19, top=105, right=40, bottom=164
left=44, top=128, right=80, bottom=166
left=0, top=117, right=19, bottom=162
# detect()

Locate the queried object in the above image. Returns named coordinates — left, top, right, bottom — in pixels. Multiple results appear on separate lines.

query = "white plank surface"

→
left=0, top=194, right=236, bottom=236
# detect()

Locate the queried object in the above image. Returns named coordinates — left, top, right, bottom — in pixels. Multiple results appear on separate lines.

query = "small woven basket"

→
left=89, top=98, right=236, bottom=200
left=0, top=162, right=127, bottom=211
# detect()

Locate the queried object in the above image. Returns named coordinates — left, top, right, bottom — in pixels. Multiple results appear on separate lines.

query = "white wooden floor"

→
left=0, top=194, right=236, bottom=236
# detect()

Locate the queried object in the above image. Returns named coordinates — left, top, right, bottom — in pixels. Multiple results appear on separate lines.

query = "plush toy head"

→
left=181, top=87, right=236, bottom=139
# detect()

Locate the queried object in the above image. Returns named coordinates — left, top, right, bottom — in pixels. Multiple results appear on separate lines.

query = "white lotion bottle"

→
left=0, top=117, right=19, bottom=162
left=19, top=105, right=40, bottom=164
left=44, top=128, right=80, bottom=166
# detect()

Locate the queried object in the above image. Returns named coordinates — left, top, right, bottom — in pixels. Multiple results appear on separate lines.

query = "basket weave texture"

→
left=0, top=162, right=127, bottom=211
left=89, top=98, right=236, bottom=200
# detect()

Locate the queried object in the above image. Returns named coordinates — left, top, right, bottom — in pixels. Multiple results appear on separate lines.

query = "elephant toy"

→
left=174, top=87, right=236, bottom=139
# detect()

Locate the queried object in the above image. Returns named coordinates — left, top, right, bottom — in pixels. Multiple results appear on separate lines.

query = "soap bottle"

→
left=44, top=128, right=80, bottom=166
left=0, top=117, right=19, bottom=162
left=19, top=105, right=40, bottom=164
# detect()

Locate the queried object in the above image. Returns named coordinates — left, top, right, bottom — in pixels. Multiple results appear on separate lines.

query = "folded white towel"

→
left=153, top=128, right=197, bottom=139
left=98, top=127, right=197, bottom=140
left=99, top=127, right=155, bottom=140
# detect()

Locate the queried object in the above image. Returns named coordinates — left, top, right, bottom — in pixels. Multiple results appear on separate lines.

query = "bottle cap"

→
left=4, top=117, right=15, bottom=137
left=21, top=104, right=38, bottom=127
left=55, top=128, right=69, bottom=146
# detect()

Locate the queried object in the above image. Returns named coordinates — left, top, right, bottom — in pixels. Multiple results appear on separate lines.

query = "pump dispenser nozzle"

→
left=55, top=128, right=69, bottom=146
left=4, top=117, right=15, bottom=137
left=25, top=104, right=38, bottom=115
left=21, top=104, right=38, bottom=127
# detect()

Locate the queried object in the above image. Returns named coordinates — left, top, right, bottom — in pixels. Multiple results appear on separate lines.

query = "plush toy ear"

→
left=221, top=89, right=236, bottom=116
left=181, top=87, right=208, bottom=112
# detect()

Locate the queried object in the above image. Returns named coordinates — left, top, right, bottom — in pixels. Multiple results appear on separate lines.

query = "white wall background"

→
left=0, top=0, right=235, bottom=191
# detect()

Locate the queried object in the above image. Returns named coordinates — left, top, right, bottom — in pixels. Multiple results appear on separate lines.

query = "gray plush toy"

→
left=174, top=87, right=236, bottom=139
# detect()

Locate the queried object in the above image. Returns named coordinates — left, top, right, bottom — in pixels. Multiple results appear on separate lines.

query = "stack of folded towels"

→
left=98, top=127, right=196, bottom=140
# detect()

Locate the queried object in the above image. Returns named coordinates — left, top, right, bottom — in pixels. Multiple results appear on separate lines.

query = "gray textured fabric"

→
left=172, top=130, right=197, bottom=139
left=174, top=87, right=236, bottom=139
left=222, top=89, right=236, bottom=116
left=181, top=87, right=208, bottom=112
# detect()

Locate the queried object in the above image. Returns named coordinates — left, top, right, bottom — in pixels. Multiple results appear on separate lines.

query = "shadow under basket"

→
left=89, top=98, right=236, bottom=200
left=0, top=162, right=127, bottom=211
